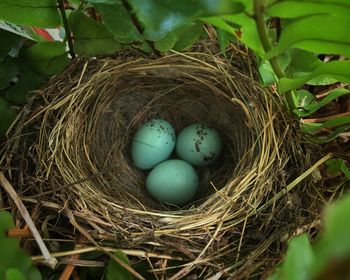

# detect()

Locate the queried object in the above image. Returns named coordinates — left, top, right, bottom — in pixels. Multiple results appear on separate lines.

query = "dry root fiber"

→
left=1, top=47, right=325, bottom=279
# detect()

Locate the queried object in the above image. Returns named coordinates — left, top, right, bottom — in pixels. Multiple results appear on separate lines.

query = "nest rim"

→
left=0, top=47, right=324, bottom=278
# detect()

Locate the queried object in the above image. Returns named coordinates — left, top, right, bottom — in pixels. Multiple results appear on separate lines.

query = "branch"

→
left=121, top=0, right=161, bottom=56
left=58, top=0, right=76, bottom=59
left=253, top=0, right=297, bottom=110
left=253, top=0, right=284, bottom=78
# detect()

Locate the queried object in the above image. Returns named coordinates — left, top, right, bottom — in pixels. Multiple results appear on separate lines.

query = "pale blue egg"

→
left=132, top=119, right=175, bottom=170
left=146, top=159, right=199, bottom=205
left=176, top=123, right=222, bottom=166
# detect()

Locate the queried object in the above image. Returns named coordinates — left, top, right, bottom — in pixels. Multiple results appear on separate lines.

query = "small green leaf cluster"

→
left=0, top=29, right=69, bottom=137
left=0, top=209, right=157, bottom=279
left=268, top=194, right=350, bottom=280
left=106, top=251, right=134, bottom=280
left=264, top=1, right=350, bottom=142
left=68, top=0, right=244, bottom=55
left=0, top=211, right=41, bottom=280
left=0, top=0, right=70, bottom=137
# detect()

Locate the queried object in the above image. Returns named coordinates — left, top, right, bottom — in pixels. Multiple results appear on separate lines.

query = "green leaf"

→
left=201, top=17, right=237, bottom=34
left=0, top=211, right=15, bottom=234
left=258, top=54, right=291, bottom=86
left=301, top=116, right=350, bottom=135
left=0, top=59, right=18, bottom=90
left=294, top=88, right=350, bottom=117
left=216, top=28, right=235, bottom=54
left=279, top=60, right=350, bottom=92
left=258, top=60, right=278, bottom=86
left=68, top=0, right=82, bottom=8
left=174, top=22, right=203, bottom=51
left=284, top=48, right=338, bottom=85
left=69, top=11, right=121, bottom=56
left=3, top=68, right=44, bottom=105
left=268, top=0, right=350, bottom=18
left=326, top=159, right=350, bottom=180
left=285, top=49, right=322, bottom=78
left=319, top=194, right=350, bottom=258
left=154, top=22, right=203, bottom=52
left=268, top=234, right=315, bottom=280
left=0, top=98, right=17, bottom=137
left=284, top=49, right=339, bottom=86
left=301, top=116, right=350, bottom=143
left=21, top=42, right=70, bottom=76
left=129, top=0, right=193, bottom=41
left=106, top=251, right=133, bottom=280
left=269, top=195, right=350, bottom=280
left=223, top=13, right=265, bottom=56
left=293, top=89, right=315, bottom=113
left=27, top=267, right=42, bottom=280
left=0, top=30, right=23, bottom=59
left=0, top=211, right=42, bottom=280
left=278, top=234, right=314, bottom=280
left=89, top=1, right=143, bottom=44
left=310, top=125, right=350, bottom=144
left=307, top=76, right=338, bottom=86
left=6, top=268, right=27, bottom=280
left=0, top=0, right=60, bottom=28
left=129, top=0, right=244, bottom=41
left=137, top=42, right=154, bottom=53
left=311, top=194, right=350, bottom=277
left=267, top=15, right=350, bottom=59
left=154, top=29, right=182, bottom=52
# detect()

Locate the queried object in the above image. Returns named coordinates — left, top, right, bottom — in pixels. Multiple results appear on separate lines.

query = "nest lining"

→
left=0, top=49, right=322, bottom=278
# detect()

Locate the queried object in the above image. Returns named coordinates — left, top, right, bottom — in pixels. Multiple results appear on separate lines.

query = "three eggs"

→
left=132, top=119, right=222, bottom=205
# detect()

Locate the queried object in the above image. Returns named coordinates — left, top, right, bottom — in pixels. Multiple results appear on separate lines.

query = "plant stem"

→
left=253, top=0, right=284, bottom=78
left=253, top=0, right=296, bottom=110
left=58, top=0, right=76, bottom=59
left=121, top=0, right=161, bottom=56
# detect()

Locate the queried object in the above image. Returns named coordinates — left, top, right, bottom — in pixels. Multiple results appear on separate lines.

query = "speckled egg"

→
left=146, top=159, right=199, bottom=205
left=176, top=123, right=222, bottom=166
left=132, top=118, right=175, bottom=170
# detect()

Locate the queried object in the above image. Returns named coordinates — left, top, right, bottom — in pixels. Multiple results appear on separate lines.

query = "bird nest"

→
left=0, top=48, right=325, bottom=279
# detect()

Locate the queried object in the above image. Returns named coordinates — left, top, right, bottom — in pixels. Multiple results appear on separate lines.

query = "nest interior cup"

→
left=1, top=49, right=319, bottom=278
left=36, top=53, right=262, bottom=211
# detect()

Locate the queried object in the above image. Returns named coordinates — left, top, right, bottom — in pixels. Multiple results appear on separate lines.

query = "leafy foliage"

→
left=267, top=0, right=350, bottom=18
left=0, top=0, right=60, bottom=28
left=326, top=159, right=350, bottom=180
left=89, top=1, right=142, bottom=44
left=69, top=11, right=121, bottom=56
left=106, top=251, right=133, bottom=280
left=154, top=22, right=203, bottom=52
left=268, top=194, right=350, bottom=279
left=0, top=34, right=54, bottom=107
left=21, top=41, right=70, bottom=75
left=270, top=234, right=314, bottom=280
left=3, top=68, right=44, bottom=105
left=0, top=211, right=41, bottom=280
left=0, top=97, right=17, bottom=137
left=294, top=88, right=350, bottom=117
left=128, top=0, right=243, bottom=41
left=0, top=30, right=23, bottom=58
left=216, top=28, right=235, bottom=55
left=301, top=114, right=350, bottom=143
left=279, top=61, right=350, bottom=93
left=266, top=15, right=350, bottom=59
